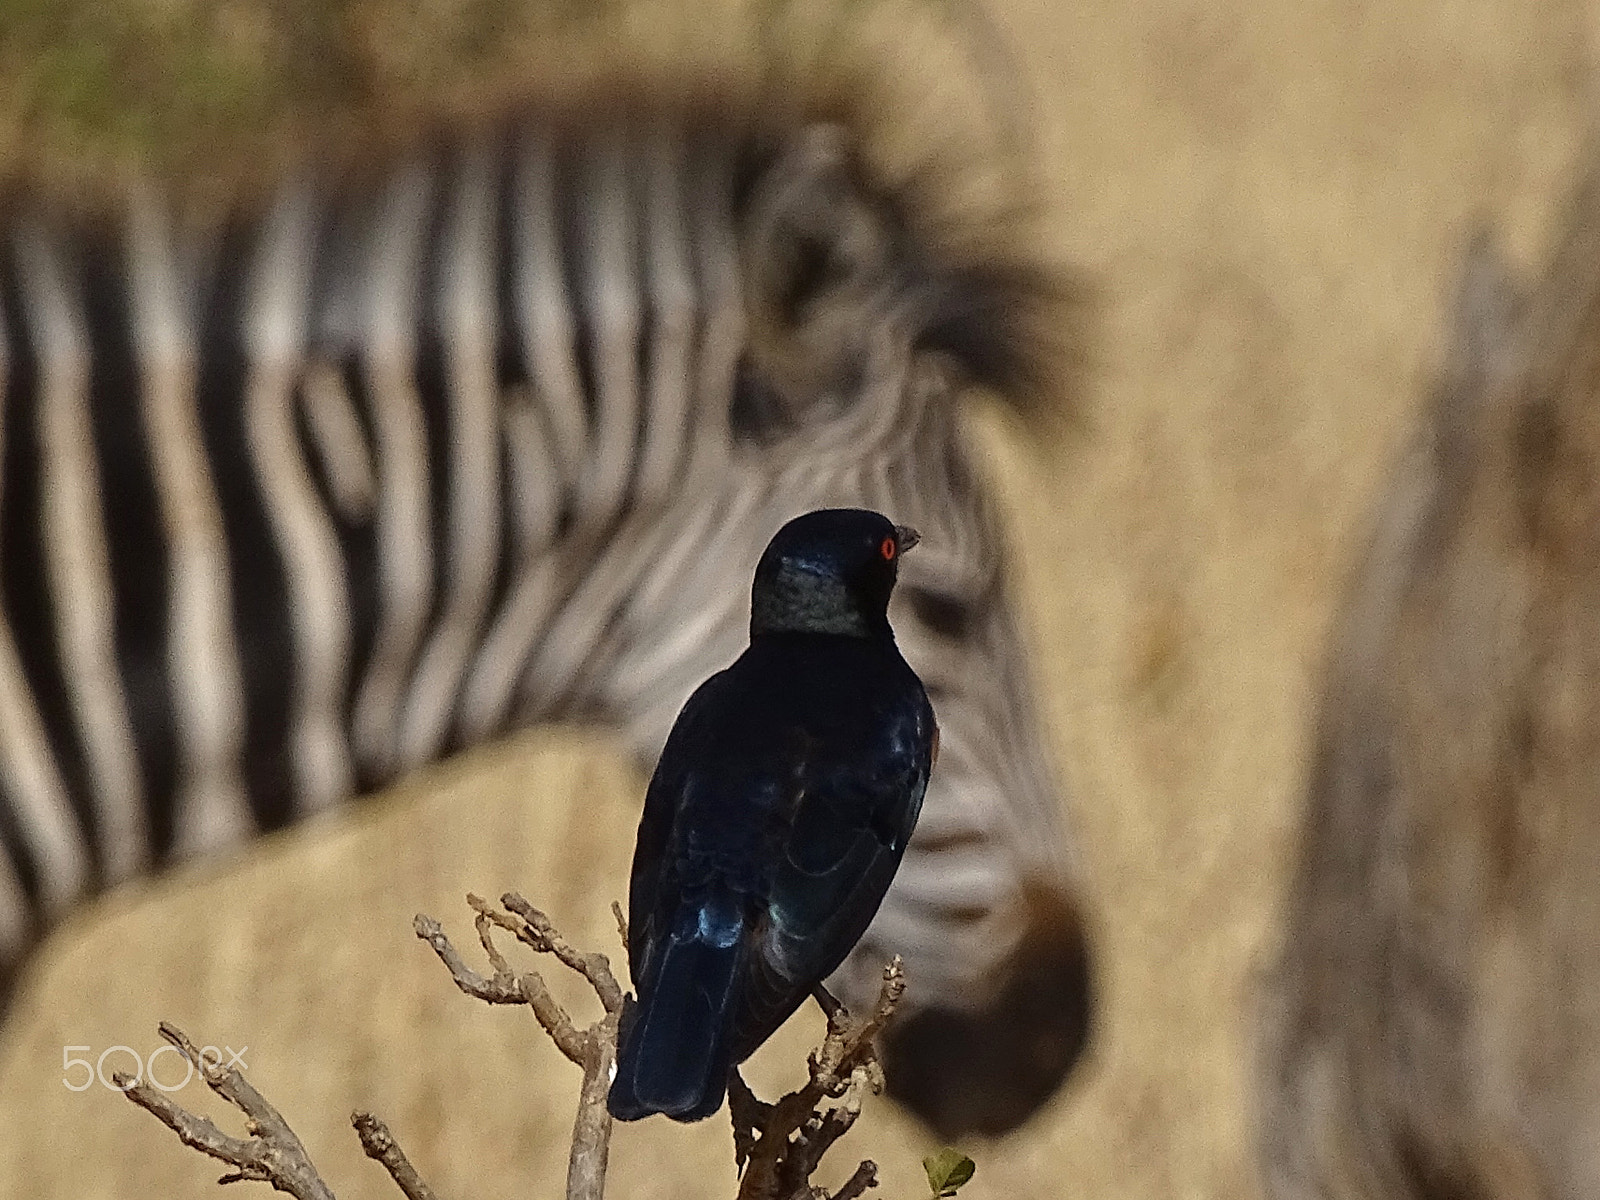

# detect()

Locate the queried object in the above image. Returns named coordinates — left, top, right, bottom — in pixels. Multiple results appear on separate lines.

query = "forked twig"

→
left=417, top=892, right=624, bottom=1200
left=728, top=957, right=906, bottom=1200
left=116, top=1022, right=337, bottom=1200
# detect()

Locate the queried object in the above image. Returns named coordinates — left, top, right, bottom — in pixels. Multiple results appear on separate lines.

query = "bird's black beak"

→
left=894, top=525, right=921, bottom=553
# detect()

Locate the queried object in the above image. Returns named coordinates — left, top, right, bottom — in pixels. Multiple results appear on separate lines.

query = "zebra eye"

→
left=731, top=357, right=792, bottom=441
left=779, top=234, right=850, bottom=326
left=903, top=585, right=977, bottom=640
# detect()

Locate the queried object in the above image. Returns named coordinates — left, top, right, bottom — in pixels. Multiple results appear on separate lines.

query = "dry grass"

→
left=0, top=0, right=1594, bottom=1197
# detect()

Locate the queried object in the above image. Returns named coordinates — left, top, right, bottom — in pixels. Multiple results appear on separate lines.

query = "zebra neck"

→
left=0, top=119, right=748, bottom=946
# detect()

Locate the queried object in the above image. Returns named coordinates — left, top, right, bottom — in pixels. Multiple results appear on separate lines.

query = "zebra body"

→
left=0, top=104, right=1086, bottom=1136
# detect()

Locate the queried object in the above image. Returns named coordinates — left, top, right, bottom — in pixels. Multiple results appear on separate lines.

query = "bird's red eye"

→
left=880, top=536, right=896, bottom=560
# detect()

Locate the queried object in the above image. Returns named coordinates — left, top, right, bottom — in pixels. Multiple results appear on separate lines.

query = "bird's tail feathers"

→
left=608, top=889, right=747, bottom=1123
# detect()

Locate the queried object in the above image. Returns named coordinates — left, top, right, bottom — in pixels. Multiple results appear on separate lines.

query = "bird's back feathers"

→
left=610, top=630, right=934, bottom=1121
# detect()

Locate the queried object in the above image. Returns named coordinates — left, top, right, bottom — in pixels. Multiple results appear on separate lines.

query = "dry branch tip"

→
left=729, top=958, right=906, bottom=1200
left=116, top=1022, right=337, bottom=1200
left=353, top=1111, right=440, bottom=1200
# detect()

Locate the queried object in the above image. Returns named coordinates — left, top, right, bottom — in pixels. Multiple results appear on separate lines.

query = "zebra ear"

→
left=738, top=125, right=897, bottom=431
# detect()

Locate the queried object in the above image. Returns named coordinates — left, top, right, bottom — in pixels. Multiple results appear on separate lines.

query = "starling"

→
left=607, top=508, right=938, bottom=1122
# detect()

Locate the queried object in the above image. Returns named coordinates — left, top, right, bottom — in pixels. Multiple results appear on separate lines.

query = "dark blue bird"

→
left=607, top=508, right=938, bottom=1123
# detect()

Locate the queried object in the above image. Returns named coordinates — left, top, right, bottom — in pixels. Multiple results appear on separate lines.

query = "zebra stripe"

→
left=636, top=130, right=696, bottom=508
left=17, top=227, right=147, bottom=885
left=513, top=136, right=587, bottom=496
left=517, top=140, right=742, bottom=717
left=685, top=146, right=741, bottom=484
left=455, top=135, right=585, bottom=738
left=456, top=403, right=560, bottom=743
left=397, top=143, right=502, bottom=769
left=127, top=193, right=254, bottom=856
left=0, top=828, right=23, bottom=962
left=575, top=138, right=642, bottom=536
left=350, top=166, right=435, bottom=783
left=502, top=385, right=561, bottom=559
left=0, top=285, right=89, bottom=915
left=609, top=494, right=740, bottom=699
left=242, top=183, right=353, bottom=814
left=300, top=361, right=377, bottom=525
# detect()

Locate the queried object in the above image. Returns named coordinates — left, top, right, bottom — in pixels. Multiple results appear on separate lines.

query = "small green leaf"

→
left=923, top=1148, right=976, bottom=1197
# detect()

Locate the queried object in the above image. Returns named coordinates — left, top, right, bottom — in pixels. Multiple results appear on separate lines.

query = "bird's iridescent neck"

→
left=749, top=563, right=887, bottom=639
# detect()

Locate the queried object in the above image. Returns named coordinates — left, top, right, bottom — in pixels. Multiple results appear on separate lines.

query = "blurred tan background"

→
left=0, top=1, right=1594, bottom=1197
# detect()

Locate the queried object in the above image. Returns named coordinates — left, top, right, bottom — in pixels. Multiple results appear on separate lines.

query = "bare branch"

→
left=829, top=1161, right=879, bottom=1200
left=731, top=958, right=905, bottom=1200
left=499, top=892, right=626, bottom=1013
left=118, top=897, right=902, bottom=1200
left=567, top=1008, right=621, bottom=1200
left=416, top=904, right=587, bottom=1063
left=413, top=911, right=525, bottom=1006
left=418, top=893, right=624, bottom=1200
left=117, top=1022, right=336, bottom=1200
left=353, top=1112, right=439, bottom=1200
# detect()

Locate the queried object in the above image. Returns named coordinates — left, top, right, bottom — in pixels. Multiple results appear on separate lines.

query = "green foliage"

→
left=0, top=0, right=623, bottom=196
left=922, top=1147, right=976, bottom=1197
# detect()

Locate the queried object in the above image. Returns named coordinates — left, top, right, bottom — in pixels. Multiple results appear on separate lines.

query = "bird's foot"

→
left=811, top=983, right=847, bottom=1028
left=727, top=1070, right=772, bottom=1171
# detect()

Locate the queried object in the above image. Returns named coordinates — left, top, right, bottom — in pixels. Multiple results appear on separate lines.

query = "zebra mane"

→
left=0, top=0, right=1081, bottom=425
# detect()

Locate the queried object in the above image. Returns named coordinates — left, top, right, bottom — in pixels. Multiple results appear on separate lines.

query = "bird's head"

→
left=750, top=508, right=920, bottom=639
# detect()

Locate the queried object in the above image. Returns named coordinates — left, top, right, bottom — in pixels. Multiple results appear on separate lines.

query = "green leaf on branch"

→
left=923, top=1147, right=976, bottom=1197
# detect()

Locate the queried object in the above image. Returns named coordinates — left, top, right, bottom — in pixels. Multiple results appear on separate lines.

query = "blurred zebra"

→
left=0, top=101, right=1087, bottom=1137
left=1258, top=161, right=1600, bottom=1197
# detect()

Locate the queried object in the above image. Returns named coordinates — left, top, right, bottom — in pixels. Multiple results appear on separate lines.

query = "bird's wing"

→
left=735, top=705, right=934, bottom=1056
left=625, top=668, right=735, bottom=981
